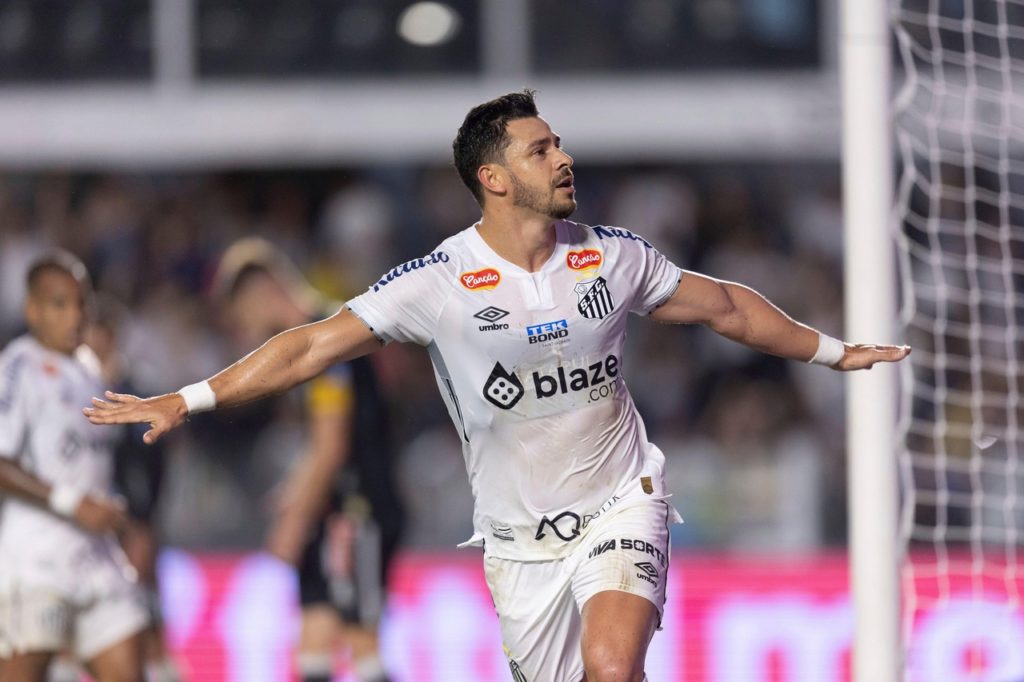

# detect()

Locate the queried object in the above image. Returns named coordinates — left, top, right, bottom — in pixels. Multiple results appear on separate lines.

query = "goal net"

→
left=892, top=0, right=1024, bottom=678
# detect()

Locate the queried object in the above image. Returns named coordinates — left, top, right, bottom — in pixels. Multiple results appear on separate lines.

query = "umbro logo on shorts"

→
left=575, top=277, right=615, bottom=319
left=634, top=561, right=659, bottom=581
left=483, top=362, right=525, bottom=409
left=635, top=561, right=658, bottom=578
left=635, top=561, right=659, bottom=586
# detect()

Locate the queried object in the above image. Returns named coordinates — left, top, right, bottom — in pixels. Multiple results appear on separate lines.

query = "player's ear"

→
left=478, top=164, right=507, bottom=198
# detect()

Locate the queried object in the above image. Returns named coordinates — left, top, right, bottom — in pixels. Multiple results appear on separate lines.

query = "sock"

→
left=146, top=658, right=184, bottom=682
left=297, top=652, right=334, bottom=682
left=47, top=660, right=81, bottom=682
left=353, top=653, right=389, bottom=682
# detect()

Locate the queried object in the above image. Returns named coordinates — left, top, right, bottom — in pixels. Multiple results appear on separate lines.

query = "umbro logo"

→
left=635, top=561, right=658, bottom=578
left=635, top=561, right=659, bottom=585
left=474, top=306, right=509, bottom=322
left=474, top=306, right=510, bottom=332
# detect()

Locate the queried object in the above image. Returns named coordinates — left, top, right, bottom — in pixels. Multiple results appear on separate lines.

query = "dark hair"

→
left=453, top=89, right=539, bottom=205
left=26, top=250, right=90, bottom=295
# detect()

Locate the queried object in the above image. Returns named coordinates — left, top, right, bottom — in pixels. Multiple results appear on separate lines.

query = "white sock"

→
left=353, top=653, right=388, bottom=682
left=297, top=652, right=334, bottom=677
left=47, top=659, right=81, bottom=682
left=147, top=658, right=184, bottom=682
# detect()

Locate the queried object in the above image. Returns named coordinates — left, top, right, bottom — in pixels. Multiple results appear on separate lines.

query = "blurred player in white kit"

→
left=85, top=91, right=909, bottom=681
left=0, top=252, right=148, bottom=682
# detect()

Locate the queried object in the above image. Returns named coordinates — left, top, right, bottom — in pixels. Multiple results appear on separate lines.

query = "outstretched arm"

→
left=84, top=307, right=382, bottom=444
left=650, top=271, right=910, bottom=369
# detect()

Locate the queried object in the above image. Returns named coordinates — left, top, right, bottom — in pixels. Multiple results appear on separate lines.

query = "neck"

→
left=476, top=206, right=558, bottom=273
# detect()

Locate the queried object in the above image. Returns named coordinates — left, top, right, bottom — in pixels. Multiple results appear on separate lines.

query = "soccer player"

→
left=212, top=238, right=401, bottom=682
left=0, top=252, right=148, bottom=682
left=85, top=91, right=910, bottom=682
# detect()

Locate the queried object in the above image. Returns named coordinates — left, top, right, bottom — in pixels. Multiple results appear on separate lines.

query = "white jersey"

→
left=347, top=221, right=682, bottom=561
left=0, top=335, right=122, bottom=572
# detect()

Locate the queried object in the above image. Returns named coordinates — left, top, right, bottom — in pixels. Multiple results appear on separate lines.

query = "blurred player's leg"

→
left=296, top=605, right=338, bottom=682
left=119, top=522, right=183, bottom=682
left=84, top=631, right=144, bottom=682
left=2, top=651, right=54, bottom=682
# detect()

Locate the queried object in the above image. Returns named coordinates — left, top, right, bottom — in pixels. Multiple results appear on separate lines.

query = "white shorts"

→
left=0, top=544, right=148, bottom=662
left=484, top=497, right=676, bottom=682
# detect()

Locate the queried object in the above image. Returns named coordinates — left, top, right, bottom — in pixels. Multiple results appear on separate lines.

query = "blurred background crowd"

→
left=0, top=162, right=848, bottom=553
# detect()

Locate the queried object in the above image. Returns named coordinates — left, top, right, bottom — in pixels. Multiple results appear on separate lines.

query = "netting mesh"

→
left=893, top=0, right=1024, bottom=677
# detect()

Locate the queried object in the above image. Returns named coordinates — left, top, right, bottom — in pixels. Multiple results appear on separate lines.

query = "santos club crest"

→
left=574, top=277, right=615, bottom=319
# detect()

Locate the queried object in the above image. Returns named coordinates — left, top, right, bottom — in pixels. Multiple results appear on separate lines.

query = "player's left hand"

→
left=83, top=391, right=187, bottom=444
left=832, top=343, right=911, bottom=371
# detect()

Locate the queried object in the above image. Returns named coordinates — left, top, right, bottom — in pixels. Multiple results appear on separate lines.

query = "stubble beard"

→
left=508, top=170, right=576, bottom=220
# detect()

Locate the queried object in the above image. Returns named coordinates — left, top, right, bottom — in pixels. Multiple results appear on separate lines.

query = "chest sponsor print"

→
left=481, top=355, right=620, bottom=411
left=461, top=268, right=501, bottom=291
left=566, top=249, right=603, bottom=272
left=575, top=277, right=615, bottom=319
left=525, top=319, right=568, bottom=344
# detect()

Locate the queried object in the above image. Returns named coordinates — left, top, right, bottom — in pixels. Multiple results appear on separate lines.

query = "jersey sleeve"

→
left=346, top=250, right=453, bottom=346
left=606, top=228, right=682, bottom=315
left=0, top=351, right=29, bottom=458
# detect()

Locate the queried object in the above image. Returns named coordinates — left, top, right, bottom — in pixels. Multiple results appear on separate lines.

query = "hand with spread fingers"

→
left=83, top=390, right=188, bottom=445
left=832, top=343, right=911, bottom=371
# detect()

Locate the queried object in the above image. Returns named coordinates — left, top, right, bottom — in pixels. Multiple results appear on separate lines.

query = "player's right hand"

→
left=74, top=494, right=128, bottom=534
left=83, top=391, right=187, bottom=444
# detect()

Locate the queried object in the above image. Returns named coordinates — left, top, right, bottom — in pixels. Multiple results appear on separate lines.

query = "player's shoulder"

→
left=563, top=221, right=657, bottom=257
left=0, top=336, right=40, bottom=396
left=0, top=335, right=39, bottom=370
left=367, top=236, right=463, bottom=294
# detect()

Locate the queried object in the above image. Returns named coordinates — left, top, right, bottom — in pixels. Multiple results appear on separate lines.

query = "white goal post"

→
left=841, top=1, right=901, bottom=681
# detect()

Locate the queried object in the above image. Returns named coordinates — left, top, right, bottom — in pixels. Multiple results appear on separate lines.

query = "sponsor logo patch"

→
left=525, top=319, right=569, bottom=344
left=474, top=306, right=510, bottom=331
left=635, top=561, right=659, bottom=585
left=372, top=251, right=449, bottom=292
left=490, top=521, right=514, bottom=542
left=575, top=277, right=615, bottom=319
left=534, top=511, right=582, bottom=542
left=461, top=268, right=501, bottom=291
left=593, top=225, right=654, bottom=248
left=482, top=362, right=525, bottom=409
left=567, top=249, right=603, bottom=271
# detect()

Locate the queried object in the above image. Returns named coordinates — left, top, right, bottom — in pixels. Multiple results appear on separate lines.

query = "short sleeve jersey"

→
left=0, top=335, right=122, bottom=567
left=347, top=221, right=682, bottom=560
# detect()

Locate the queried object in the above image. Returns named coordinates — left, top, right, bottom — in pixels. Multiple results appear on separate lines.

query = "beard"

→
left=508, top=170, right=576, bottom=220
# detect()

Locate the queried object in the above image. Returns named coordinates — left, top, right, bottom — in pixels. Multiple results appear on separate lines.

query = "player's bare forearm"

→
left=0, top=458, right=52, bottom=509
left=84, top=308, right=382, bottom=444
left=651, top=273, right=910, bottom=370
left=706, top=282, right=819, bottom=361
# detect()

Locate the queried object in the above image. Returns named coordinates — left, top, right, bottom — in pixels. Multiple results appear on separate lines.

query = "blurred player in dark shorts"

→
left=213, top=238, right=403, bottom=682
left=86, top=294, right=184, bottom=682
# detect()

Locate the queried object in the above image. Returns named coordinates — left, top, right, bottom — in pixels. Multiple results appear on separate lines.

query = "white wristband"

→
left=49, top=484, right=86, bottom=518
left=178, top=380, right=217, bottom=414
left=809, top=333, right=846, bottom=366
